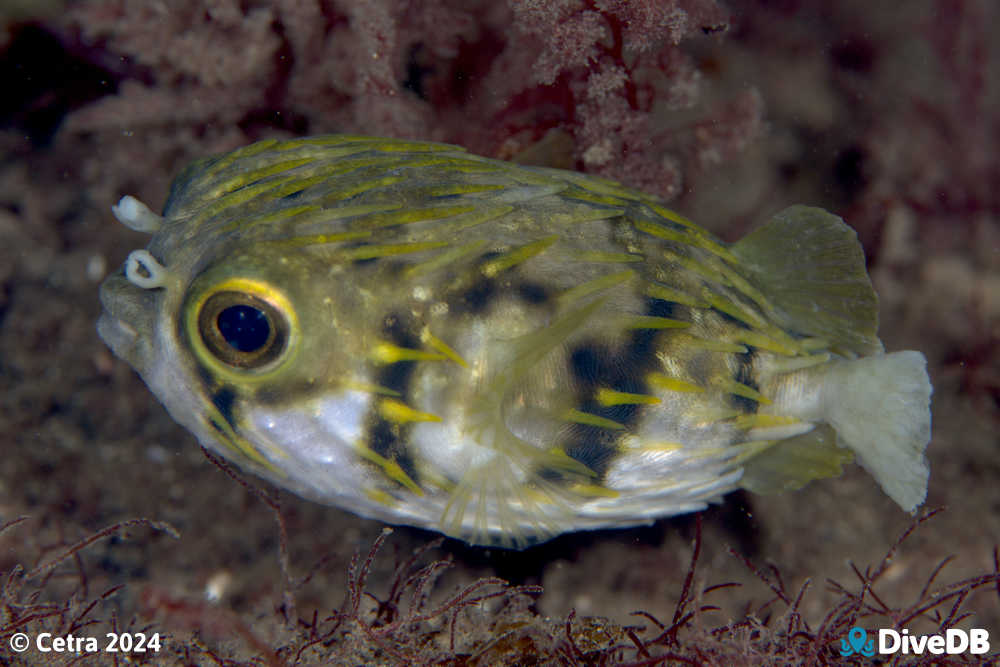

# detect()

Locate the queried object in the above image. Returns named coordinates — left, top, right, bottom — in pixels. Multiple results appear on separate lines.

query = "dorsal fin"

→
left=731, top=206, right=882, bottom=357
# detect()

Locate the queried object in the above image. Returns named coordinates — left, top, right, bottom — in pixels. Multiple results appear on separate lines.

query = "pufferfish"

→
left=98, top=135, right=932, bottom=547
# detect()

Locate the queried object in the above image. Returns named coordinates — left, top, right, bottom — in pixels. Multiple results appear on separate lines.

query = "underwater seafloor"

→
left=1, top=1, right=998, bottom=665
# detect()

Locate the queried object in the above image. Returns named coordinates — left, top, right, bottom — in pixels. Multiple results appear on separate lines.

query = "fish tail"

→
left=822, top=351, right=932, bottom=512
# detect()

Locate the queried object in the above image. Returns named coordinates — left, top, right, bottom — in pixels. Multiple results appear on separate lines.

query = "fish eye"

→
left=197, top=291, right=289, bottom=369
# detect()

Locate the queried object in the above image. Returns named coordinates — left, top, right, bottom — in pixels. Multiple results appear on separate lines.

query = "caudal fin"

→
left=822, top=351, right=932, bottom=512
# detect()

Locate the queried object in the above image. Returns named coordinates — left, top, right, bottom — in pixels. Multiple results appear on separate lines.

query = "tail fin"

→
left=822, top=351, right=932, bottom=512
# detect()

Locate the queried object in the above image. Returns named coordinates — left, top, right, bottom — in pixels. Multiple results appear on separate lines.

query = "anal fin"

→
left=740, top=424, right=854, bottom=495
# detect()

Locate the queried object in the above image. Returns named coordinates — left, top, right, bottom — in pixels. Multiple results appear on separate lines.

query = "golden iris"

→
left=186, top=277, right=298, bottom=376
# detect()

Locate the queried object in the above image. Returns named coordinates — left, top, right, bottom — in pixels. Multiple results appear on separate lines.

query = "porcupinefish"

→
left=98, top=135, right=932, bottom=547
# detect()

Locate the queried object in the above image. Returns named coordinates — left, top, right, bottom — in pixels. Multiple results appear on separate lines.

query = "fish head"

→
left=97, top=215, right=387, bottom=508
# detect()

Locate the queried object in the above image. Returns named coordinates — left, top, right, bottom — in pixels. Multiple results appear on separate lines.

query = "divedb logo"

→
left=839, top=626, right=991, bottom=657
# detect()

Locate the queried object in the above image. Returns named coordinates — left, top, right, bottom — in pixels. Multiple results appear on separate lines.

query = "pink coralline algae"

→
left=55, top=0, right=762, bottom=202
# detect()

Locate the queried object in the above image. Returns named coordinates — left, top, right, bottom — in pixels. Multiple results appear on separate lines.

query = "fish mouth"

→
left=96, top=271, right=159, bottom=372
left=97, top=309, right=138, bottom=362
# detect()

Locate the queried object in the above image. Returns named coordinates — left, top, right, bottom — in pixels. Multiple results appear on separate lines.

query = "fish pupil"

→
left=217, top=305, right=270, bottom=352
